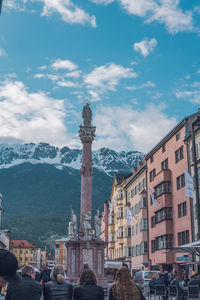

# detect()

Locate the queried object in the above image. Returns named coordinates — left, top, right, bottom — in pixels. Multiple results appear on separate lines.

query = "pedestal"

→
left=65, top=237, right=108, bottom=286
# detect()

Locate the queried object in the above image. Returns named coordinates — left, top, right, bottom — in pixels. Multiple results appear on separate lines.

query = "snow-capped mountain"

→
left=0, top=143, right=143, bottom=175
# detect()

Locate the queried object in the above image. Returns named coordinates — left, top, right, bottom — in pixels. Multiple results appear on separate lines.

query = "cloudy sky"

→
left=0, top=0, right=200, bottom=153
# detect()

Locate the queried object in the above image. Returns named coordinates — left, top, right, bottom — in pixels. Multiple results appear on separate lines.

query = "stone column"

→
left=79, top=104, right=96, bottom=233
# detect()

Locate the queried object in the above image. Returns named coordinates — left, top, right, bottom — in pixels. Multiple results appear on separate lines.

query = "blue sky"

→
left=0, top=0, right=200, bottom=153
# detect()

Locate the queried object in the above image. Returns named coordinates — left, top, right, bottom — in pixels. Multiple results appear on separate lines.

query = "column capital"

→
left=79, top=126, right=96, bottom=143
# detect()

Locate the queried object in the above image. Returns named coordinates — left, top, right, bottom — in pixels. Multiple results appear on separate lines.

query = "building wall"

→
left=11, top=246, right=38, bottom=267
left=126, top=166, right=148, bottom=272
left=147, top=125, right=192, bottom=269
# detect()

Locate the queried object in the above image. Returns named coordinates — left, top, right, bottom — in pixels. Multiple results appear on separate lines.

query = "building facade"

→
left=124, top=162, right=148, bottom=275
left=146, top=112, right=200, bottom=273
left=10, top=240, right=38, bottom=267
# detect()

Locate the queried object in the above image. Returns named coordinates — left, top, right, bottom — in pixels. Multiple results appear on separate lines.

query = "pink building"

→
left=146, top=110, right=200, bottom=273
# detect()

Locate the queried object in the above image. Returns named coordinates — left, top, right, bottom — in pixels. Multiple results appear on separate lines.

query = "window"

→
left=150, top=155, right=154, bottom=163
left=132, top=225, right=134, bottom=236
left=131, top=189, right=134, bottom=198
left=118, top=207, right=123, bottom=218
left=108, top=232, right=115, bottom=242
left=139, top=197, right=147, bottom=208
left=151, top=216, right=156, bottom=228
left=142, top=178, right=146, bottom=189
left=176, top=132, right=180, bottom=141
left=178, top=230, right=189, bottom=246
left=154, top=181, right=171, bottom=198
left=156, top=234, right=173, bottom=250
left=132, top=246, right=136, bottom=257
left=136, top=224, right=138, bottom=235
left=127, top=227, right=131, bottom=237
left=175, top=146, right=184, bottom=163
left=135, top=203, right=139, bottom=214
left=118, top=189, right=123, bottom=200
left=127, top=191, right=131, bottom=202
left=132, top=206, right=135, bottom=216
left=140, top=219, right=148, bottom=231
left=126, top=247, right=132, bottom=257
left=108, top=215, right=115, bottom=225
left=178, top=202, right=187, bottom=218
left=162, top=144, right=166, bottom=153
left=136, top=245, right=141, bottom=256
left=150, top=169, right=156, bottom=182
left=151, top=240, right=156, bottom=253
left=177, top=174, right=185, bottom=190
left=140, top=241, right=148, bottom=254
left=118, top=226, right=123, bottom=238
left=161, top=158, right=168, bottom=170
left=155, top=207, right=172, bottom=223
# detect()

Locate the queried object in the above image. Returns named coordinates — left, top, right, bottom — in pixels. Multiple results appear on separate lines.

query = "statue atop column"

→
left=68, top=207, right=77, bottom=237
left=83, top=211, right=92, bottom=238
left=94, top=209, right=101, bottom=238
left=82, top=103, right=92, bottom=127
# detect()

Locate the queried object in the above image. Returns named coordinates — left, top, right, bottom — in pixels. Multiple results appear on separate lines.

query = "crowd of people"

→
left=0, top=249, right=146, bottom=300
left=148, top=270, right=200, bottom=299
left=1, top=248, right=200, bottom=300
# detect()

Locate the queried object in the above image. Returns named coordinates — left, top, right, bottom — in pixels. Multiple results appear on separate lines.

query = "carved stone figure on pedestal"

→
left=82, top=102, right=92, bottom=127
left=68, top=208, right=77, bottom=237
left=94, top=209, right=101, bottom=238
left=83, top=211, right=92, bottom=238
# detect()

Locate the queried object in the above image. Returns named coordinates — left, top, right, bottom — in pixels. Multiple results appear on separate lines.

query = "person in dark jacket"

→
left=149, top=276, right=156, bottom=295
left=43, top=264, right=72, bottom=300
left=170, top=275, right=187, bottom=300
left=189, top=272, right=200, bottom=288
left=73, top=268, right=104, bottom=300
left=40, top=263, right=51, bottom=284
left=0, top=250, right=42, bottom=300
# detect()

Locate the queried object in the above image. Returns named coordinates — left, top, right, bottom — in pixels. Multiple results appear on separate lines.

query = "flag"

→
left=126, top=207, right=132, bottom=226
left=148, top=187, right=158, bottom=208
left=184, top=168, right=194, bottom=198
left=0, top=0, right=3, bottom=14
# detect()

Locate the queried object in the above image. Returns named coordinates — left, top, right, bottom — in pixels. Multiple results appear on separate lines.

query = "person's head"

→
left=122, top=263, right=128, bottom=268
left=159, top=273, right=164, bottom=279
left=152, top=276, right=156, bottom=282
left=112, top=267, right=140, bottom=300
left=183, top=274, right=188, bottom=280
left=197, top=273, right=200, bottom=279
left=0, top=249, right=18, bottom=282
left=21, top=265, right=35, bottom=279
left=174, top=275, right=180, bottom=281
left=43, top=263, right=48, bottom=270
left=80, top=269, right=97, bottom=286
left=50, top=264, right=65, bottom=284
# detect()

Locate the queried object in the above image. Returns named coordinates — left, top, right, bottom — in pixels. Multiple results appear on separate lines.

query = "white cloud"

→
left=57, top=80, right=78, bottom=87
left=51, top=59, right=78, bottom=71
left=92, top=0, right=193, bottom=34
left=126, top=81, right=155, bottom=90
left=84, top=63, right=137, bottom=91
left=64, top=70, right=81, bottom=79
left=38, top=65, right=47, bottom=71
left=39, top=0, right=96, bottom=27
left=93, top=104, right=177, bottom=152
left=34, top=74, right=45, bottom=78
left=176, top=90, right=200, bottom=104
left=0, top=80, right=76, bottom=147
left=133, top=38, right=157, bottom=56
left=46, top=74, right=60, bottom=81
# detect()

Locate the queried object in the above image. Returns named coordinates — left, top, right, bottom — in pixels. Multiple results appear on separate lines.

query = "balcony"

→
left=155, top=169, right=171, bottom=183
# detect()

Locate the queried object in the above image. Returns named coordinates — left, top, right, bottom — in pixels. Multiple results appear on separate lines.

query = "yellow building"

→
left=108, top=173, right=132, bottom=262
left=124, top=161, right=148, bottom=275
left=10, top=240, right=38, bottom=267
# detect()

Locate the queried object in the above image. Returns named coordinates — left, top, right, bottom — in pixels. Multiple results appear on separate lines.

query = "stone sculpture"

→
left=82, top=103, right=92, bottom=127
left=83, top=211, right=92, bottom=238
left=94, top=209, right=101, bottom=237
left=68, top=208, right=77, bottom=237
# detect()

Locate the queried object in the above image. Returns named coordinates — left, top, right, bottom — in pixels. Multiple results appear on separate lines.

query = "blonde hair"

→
left=50, top=264, right=65, bottom=284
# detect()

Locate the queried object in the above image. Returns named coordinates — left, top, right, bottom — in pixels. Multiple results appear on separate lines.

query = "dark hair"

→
left=80, top=269, right=97, bottom=286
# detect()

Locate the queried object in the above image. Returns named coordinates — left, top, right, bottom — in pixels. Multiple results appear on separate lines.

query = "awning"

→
left=165, top=240, right=200, bottom=256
